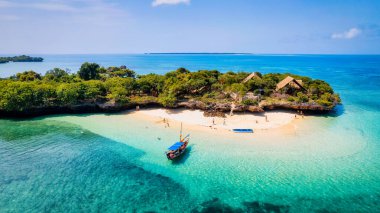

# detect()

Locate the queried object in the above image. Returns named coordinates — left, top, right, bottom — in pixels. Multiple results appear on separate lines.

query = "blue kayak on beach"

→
left=232, top=129, right=254, bottom=133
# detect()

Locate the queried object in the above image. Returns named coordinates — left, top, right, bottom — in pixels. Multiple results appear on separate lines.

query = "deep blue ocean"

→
left=0, top=54, right=379, bottom=212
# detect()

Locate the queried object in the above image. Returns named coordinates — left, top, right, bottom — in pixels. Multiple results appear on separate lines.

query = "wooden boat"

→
left=166, top=123, right=190, bottom=160
left=232, top=129, right=254, bottom=133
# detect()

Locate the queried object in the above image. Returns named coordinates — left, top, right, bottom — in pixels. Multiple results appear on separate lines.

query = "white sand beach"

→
left=132, top=108, right=302, bottom=132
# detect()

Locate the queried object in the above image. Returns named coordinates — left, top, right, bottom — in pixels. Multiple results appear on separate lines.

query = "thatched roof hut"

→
left=242, top=72, right=261, bottom=83
left=276, top=76, right=306, bottom=91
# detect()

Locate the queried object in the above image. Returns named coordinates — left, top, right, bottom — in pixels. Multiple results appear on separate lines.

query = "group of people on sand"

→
left=160, top=111, right=302, bottom=131
left=163, top=118, right=170, bottom=128
left=294, top=110, right=305, bottom=119
left=211, top=118, right=227, bottom=126
left=208, top=118, right=222, bottom=130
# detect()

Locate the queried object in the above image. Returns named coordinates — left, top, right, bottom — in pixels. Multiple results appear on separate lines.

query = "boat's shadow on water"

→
left=170, top=145, right=194, bottom=165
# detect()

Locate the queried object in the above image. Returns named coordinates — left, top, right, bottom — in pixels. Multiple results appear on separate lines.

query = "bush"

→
left=105, top=66, right=136, bottom=78
left=297, top=92, right=309, bottom=103
left=247, top=77, right=264, bottom=91
left=316, top=99, right=332, bottom=106
left=44, top=68, right=69, bottom=82
left=130, top=96, right=158, bottom=104
left=315, top=92, right=339, bottom=107
left=136, top=74, right=165, bottom=96
left=242, top=99, right=258, bottom=106
left=158, top=93, right=177, bottom=107
left=106, top=86, right=130, bottom=104
left=287, top=96, right=295, bottom=102
left=263, top=88, right=273, bottom=96
left=81, top=81, right=106, bottom=102
left=56, top=83, right=81, bottom=105
left=16, top=71, right=41, bottom=81
left=78, top=62, right=100, bottom=80
left=228, top=83, right=248, bottom=96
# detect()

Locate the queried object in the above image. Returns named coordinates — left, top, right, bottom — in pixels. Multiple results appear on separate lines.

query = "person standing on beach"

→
left=223, top=118, right=226, bottom=125
left=265, top=115, right=268, bottom=122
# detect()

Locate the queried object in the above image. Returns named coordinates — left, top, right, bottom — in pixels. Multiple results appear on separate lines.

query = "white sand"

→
left=133, top=108, right=298, bottom=131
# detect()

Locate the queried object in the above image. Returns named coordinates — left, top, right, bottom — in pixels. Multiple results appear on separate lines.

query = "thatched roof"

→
left=276, top=76, right=306, bottom=91
left=242, top=72, right=261, bottom=83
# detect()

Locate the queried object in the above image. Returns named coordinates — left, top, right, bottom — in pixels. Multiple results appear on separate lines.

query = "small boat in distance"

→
left=166, top=123, right=190, bottom=160
left=232, top=129, right=254, bottom=133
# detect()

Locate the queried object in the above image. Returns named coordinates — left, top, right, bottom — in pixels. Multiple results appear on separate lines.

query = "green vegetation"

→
left=0, top=55, right=43, bottom=63
left=16, top=71, right=42, bottom=81
left=242, top=99, right=258, bottom=106
left=0, top=63, right=341, bottom=113
left=78, top=62, right=100, bottom=80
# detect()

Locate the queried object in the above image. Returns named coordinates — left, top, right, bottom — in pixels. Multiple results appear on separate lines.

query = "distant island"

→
left=145, top=53, right=251, bottom=55
left=0, top=55, right=44, bottom=64
left=0, top=63, right=341, bottom=117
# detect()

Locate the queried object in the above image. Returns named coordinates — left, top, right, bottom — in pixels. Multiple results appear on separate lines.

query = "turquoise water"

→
left=1, top=54, right=380, bottom=212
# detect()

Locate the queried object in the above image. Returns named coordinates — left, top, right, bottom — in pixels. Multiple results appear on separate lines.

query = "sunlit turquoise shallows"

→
left=1, top=54, right=380, bottom=212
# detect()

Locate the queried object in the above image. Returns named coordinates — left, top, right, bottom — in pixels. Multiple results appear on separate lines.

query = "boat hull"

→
left=166, top=141, right=188, bottom=160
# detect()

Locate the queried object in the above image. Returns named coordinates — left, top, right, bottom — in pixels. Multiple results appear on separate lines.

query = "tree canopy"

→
left=0, top=63, right=341, bottom=113
left=78, top=62, right=100, bottom=80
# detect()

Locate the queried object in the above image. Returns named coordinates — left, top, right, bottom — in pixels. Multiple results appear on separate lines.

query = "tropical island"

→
left=0, top=55, right=44, bottom=64
left=0, top=62, right=340, bottom=117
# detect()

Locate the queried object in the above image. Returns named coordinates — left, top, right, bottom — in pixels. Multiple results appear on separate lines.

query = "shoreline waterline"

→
left=129, top=108, right=304, bottom=135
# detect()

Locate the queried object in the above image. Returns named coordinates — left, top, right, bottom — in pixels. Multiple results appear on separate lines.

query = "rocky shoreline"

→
left=178, top=99, right=337, bottom=117
left=0, top=99, right=338, bottom=118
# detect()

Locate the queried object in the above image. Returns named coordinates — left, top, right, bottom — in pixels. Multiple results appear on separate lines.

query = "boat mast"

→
left=180, top=122, right=183, bottom=141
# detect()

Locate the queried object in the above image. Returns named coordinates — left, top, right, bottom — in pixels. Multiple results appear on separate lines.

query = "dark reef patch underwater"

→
left=191, top=197, right=290, bottom=213
left=0, top=119, right=193, bottom=212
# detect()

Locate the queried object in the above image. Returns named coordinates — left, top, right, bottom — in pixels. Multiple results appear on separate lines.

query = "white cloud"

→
left=152, top=0, right=190, bottom=7
left=331, top=28, right=361, bottom=39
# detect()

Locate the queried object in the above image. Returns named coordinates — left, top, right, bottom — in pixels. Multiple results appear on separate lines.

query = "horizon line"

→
left=1, top=53, right=380, bottom=56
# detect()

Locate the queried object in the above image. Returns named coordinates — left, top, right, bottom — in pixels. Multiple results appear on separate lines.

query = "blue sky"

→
left=1, top=0, right=380, bottom=54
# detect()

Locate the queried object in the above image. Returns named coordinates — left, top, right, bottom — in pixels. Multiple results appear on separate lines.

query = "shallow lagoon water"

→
left=1, top=54, right=380, bottom=212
